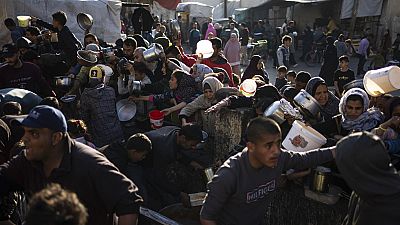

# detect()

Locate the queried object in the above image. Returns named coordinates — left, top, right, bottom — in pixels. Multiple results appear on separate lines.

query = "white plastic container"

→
left=282, top=120, right=327, bottom=152
left=239, top=79, right=257, bottom=97
left=17, top=16, right=31, bottom=28
left=363, top=66, right=400, bottom=97
left=196, top=40, right=214, bottom=59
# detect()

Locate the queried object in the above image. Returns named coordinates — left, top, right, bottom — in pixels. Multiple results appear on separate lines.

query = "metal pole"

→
left=224, top=0, right=228, bottom=18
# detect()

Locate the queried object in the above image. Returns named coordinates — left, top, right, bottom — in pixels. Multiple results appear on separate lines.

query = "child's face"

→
left=204, top=89, right=214, bottom=100
left=128, top=150, right=147, bottom=163
left=287, top=76, right=295, bottom=82
left=339, top=60, right=349, bottom=69
left=278, top=71, right=286, bottom=78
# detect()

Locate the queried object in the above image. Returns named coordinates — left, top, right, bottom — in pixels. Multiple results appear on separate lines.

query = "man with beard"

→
left=122, top=37, right=137, bottom=61
left=0, top=44, right=53, bottom=98
left=200, top=117, right=336, bottom=225
left=0, top=105, right=143, bottom=225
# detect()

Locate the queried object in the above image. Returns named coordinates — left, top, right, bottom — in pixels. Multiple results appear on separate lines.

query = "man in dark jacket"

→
left=143, top=125, right=204, bottom=208
left=102, top=133, right=152, bottom=203
left=336, top=132, right=400, bottom=225
left=0, top=44, right=54, bottom=98
left=0, top=105, right=143, bottom=225
left=32, top=11, right=82, bottom=67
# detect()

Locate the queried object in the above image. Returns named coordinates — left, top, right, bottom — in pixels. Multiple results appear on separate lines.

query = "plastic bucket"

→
left=196, top=40, right=213, bottom=59
left=282, top=120, right=327, bottom=152
left=17, top=16, right=31, bottom=28
left=239, top=79, right=257, bottom=97
left=149, top=110, right=165, bottom=129
left=363, top=66, right=400, bottom=97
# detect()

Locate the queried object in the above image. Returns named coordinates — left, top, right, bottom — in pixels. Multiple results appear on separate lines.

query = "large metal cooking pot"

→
left=77, top=13, right=93, bottom=31
left=310, top=166, right=331, bottom=193
left=143, top=43, right=163, bottom=62
left=53, top=76, right=73, bottom=86
left=293, top=90, right=322, bottom=119
left=169, top=19, right=181, bottom=40
left=263, top=101, right=286, bottom=124
left=116, top=99, right=137, bottom=122
left=77, top=50, right=97, bottom=64
left=343, top=79, right=364, bottom=93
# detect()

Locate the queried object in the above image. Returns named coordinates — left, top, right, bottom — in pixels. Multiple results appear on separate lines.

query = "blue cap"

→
left=21, top=105, right=67, bottom=132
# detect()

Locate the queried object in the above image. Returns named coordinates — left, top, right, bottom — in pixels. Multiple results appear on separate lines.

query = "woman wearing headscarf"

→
left=319, top=36, right=338, bottom=86
left=131, top=70, right=200, bottom=116
left=305, top=77, right=340, bottom=120
left=223, top=33, right=241, bottom=75
left=205, top=23, right=217, bottom=40
left=314, top=88, right=384, bottom=140
left=336, top=132, right=400, bottom=225
left=179, top=76, right=223, bottom=125
left=241, top=55, right=269, bottom=83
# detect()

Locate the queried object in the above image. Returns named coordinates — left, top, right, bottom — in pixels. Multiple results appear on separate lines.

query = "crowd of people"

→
left=1, top=8, right=400, bottom=225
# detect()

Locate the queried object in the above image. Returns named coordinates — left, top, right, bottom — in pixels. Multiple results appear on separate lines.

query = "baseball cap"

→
left=89, top=65, right=104, bottom=80
left=21, top=105, right=67, bottom=132
left=1, top=44, right=18, bottom=58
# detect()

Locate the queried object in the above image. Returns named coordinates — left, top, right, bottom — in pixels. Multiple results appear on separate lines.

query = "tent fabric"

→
left=285, top=0, right=331, bottom=3
left=0, top=0, right=121, bottom=47
left=341, top=0, right=383, bottom=19
left=155, top=0, right=181, bottom=10
left=176, top=2, right=213, bottom=18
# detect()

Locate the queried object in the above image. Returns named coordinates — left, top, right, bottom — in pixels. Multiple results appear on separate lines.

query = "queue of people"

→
left=1, top=9, right=400, bottom=225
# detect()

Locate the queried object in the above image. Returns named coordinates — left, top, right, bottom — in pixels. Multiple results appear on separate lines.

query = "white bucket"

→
left=363, top=66, right=400, bottom=97
left=282, top=120, right=327, bottom=152
left=17, top=16, right=31, bottom=28
left=196, top=40, right=214, bottom=59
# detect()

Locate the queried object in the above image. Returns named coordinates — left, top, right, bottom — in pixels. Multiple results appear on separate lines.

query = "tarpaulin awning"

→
left=341, top=0, right=383, bottom=19
left=155, top=0, right=180, bottom=10
left=176, top=2, right=213, bottom=18
left=285, top=0, right=332, bottom=3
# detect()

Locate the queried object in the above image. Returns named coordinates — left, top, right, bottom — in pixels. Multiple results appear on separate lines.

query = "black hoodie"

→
left=336, top=132, right=400, bottom=225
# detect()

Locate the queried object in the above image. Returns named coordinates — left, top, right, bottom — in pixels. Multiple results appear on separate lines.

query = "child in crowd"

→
left=286, top=70, right=296, bottom=86
left=274, top=65, right=288, bottom=90
left=67, top=119, right=96, bottom=149
left=334, top=55, right=355, bottom=97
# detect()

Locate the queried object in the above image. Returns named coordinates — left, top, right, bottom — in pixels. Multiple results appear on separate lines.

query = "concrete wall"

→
left=380, top=0, right=400, bottom=44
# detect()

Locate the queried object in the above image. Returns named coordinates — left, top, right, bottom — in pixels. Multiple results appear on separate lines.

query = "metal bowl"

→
left=343, top=79, right=364, bottom=93
left=77, top=50, right=97, bottom=64
left=263, top=101, right=286, bottom=124
left=293, top=90, right=322, bottom=119
left=77, top=13, right=93, bottom=31
left=53, top=76, right=72, bottom=86
left=116, top=99, right=136, bottom=122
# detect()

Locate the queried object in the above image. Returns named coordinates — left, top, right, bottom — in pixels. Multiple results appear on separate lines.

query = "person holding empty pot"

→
left=31, top=11, right=82, bottom=67
left=129, top=70, right=199, bottom=116
left=305, top=77, right=340, bottom=122
left=314, top=88, right=384, bottom=140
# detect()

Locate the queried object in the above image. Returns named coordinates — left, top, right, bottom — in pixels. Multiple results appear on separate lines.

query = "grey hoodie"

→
left=336, top=132, right=400, bottom=225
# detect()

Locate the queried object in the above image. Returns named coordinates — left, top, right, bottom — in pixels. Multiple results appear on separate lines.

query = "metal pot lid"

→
left=116, top=99, right=136, bottom=122
left=60, top=95, right=77, bottom=103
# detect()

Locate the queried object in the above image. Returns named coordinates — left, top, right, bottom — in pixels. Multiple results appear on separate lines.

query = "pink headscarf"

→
left=205, top=23, right=217, bottom=40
